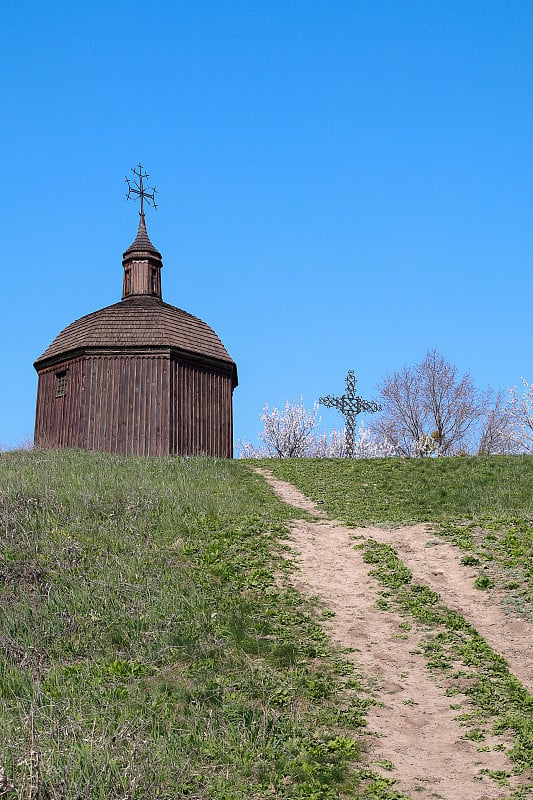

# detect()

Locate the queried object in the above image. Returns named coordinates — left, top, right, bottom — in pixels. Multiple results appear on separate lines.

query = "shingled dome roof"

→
left=34, top=295, right=238, bottom=385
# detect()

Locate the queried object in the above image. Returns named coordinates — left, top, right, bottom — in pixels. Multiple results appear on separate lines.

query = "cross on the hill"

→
left=319, top=370, right=381, bottom=458
left=125, top=163, right=158, bottom=216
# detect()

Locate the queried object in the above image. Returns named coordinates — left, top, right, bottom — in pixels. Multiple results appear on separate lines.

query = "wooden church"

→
left=33, top=166, right=238, bottom=457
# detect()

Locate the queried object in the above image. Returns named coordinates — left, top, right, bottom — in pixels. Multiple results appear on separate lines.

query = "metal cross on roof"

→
left=125, top=163, right=158, bottom=216
left=319, top=370, right=381, bottom=458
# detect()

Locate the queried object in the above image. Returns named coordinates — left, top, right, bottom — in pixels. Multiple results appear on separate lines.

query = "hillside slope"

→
left=1, top=451, right=405, bottom=800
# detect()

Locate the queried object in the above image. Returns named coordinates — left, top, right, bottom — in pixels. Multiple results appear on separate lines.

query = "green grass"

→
left=262, top=456, right=533, bottom=525
left=0, top=450, right=409, bottom=800
left=439, top=517, right=533, bottom=622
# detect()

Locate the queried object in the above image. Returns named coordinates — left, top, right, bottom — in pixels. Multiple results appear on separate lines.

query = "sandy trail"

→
left=254, top=468, right=533, bottom=800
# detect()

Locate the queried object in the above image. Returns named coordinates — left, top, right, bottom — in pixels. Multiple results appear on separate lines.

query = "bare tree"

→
left=478, top=389, right=516, bottom=454
left=373, top=348, right=484, bottom=456
left=372, top=363, right=426, bottom=456
left=419, top=348, right=480, bottom=454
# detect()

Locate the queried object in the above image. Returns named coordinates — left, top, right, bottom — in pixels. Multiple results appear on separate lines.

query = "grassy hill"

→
left=1, top=451, right=532, bottom=799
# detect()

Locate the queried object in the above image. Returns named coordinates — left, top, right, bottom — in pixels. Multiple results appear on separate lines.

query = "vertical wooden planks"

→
left=35, top=351, right=234, bottom=458
left=166, top=357, right=234, bottom=457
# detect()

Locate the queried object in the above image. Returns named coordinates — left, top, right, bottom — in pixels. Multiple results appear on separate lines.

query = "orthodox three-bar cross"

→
left=319, top=370, right=381, bottom=458
left=125, top=163, right=158, bottom=215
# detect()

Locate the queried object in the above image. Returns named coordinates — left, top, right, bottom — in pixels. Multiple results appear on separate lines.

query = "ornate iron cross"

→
left=320, top=370, right=381, bottom=458
left=125, top=163, right=158, bottom=216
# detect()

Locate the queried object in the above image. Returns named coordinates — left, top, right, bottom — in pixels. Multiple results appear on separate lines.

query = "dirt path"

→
left=254, top=468, right=533, bottom=800
left=367, top=524, right=533, bottom=693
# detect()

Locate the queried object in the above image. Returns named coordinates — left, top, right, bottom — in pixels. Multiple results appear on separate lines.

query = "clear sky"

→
left=1, top=1, right=532, bottom=450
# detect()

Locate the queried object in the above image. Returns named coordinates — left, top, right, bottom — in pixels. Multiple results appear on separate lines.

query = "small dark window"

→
left=56, top=371, right=68, bottom=397
left=125, top=269, right=131, bottom=295
left=151, top=269, right=157, bottom=294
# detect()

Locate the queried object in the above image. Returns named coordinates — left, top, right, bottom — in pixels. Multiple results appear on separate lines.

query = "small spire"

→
left=123, top=211, right=161, bottom=257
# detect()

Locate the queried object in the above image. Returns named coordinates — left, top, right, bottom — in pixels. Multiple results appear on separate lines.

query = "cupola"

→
left=122, top=212, right=163, bottom=299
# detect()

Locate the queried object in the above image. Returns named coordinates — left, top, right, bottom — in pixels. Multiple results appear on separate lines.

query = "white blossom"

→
left=237, top=401, right=398, bottom=459
left=258, top=398, right=320, bottom=458
left=355, top=423, right=400, bottom=459
left=507, top=378, right=533, bottom=453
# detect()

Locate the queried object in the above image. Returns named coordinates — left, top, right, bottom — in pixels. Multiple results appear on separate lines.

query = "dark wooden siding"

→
left=35, top=353, right=233, bottom=457
left=169, top=358, right=233, bottom=458
left=35, top=354, right=170, bottom=456
left=34, top=356, right=87, bottom=450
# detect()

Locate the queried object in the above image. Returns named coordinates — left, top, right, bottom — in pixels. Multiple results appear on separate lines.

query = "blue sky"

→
left=1, top=1, right=532, bottom=449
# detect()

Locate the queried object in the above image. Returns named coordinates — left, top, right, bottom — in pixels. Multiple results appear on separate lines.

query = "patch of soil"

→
left=254, top=467, right=532, bottom=800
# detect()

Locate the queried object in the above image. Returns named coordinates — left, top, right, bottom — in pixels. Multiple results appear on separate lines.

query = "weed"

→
left=461, top=554, right=480, bottom=566
left=474, top=574, right=494, bottom=590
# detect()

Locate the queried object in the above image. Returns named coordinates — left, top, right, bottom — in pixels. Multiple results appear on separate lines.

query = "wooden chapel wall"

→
left=34, top=354, right=171, bottom=456
left=35, top=354, right=234, bottom=457
left=169, top=359, right=234, bottom=458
